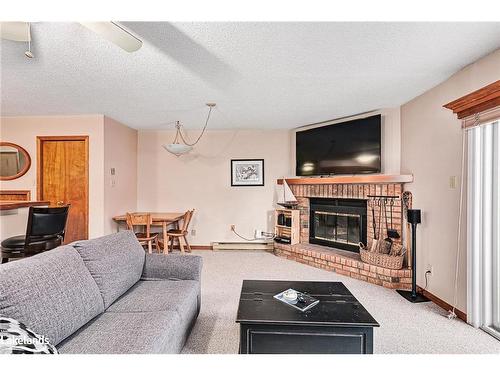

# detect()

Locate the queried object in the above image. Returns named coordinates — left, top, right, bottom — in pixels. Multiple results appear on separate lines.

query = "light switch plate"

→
left=449, top=176, right=457, bottom=189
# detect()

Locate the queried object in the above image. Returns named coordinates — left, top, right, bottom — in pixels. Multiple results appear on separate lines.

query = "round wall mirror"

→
left=0, top=142, right=32, bottom=180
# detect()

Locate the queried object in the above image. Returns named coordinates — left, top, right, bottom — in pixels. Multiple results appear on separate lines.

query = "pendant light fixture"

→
left=162, top=103, right=216, bottom=156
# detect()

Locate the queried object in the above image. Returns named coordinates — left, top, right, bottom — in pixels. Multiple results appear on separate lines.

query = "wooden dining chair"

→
left=166, top=209, right=194, bottom=253
left=125, top=213, right=159, bottom=254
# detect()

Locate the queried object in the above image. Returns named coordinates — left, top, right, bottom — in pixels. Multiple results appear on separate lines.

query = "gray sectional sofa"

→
left=0, top=231, right=202, bottom=354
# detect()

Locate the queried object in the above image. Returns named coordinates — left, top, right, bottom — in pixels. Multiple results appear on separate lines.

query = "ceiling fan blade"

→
left=80, top=22, right=142, bottom=52
left=0, top=22, right=30, bottom=42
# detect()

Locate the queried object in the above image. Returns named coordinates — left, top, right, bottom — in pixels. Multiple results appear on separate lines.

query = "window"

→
left=467, top=118, right=500, bottom=340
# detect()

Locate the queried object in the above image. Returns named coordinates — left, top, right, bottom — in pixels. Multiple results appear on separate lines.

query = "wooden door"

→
left=37, top=136, right=89, bottom=243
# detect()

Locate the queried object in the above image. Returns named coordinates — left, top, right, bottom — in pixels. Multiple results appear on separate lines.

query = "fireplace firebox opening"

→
left=309, top=198, right=367, bottom=253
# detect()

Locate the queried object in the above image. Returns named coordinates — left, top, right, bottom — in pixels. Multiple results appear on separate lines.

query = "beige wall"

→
left=291, top=108, right=401, bottom=175
left=0, top=114, right=137, bottom=239
left=103, top=116, right=138, bottom=234
left=137, top=129, right=291, bottom=245
left=0, top=115, right=105, bottom=239
left=137, top=109, right=400, bottom=246
left=401, top=49, right=500, bottom=312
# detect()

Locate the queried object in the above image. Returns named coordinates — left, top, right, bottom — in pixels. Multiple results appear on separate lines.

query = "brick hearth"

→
left=273, top=178, right=412, bottom=290
left=273, top=242, right=412, bottom=289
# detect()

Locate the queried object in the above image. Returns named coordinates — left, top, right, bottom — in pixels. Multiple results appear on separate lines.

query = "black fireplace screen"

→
left=313, top=211, right=361, bottom=246
left=309, top=198, right=367, bottom=252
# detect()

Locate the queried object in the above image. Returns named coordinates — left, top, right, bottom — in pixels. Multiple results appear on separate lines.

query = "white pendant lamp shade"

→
left=162, top=103, right=216, bottom=156
left=162, top=143, right=193, bottom=156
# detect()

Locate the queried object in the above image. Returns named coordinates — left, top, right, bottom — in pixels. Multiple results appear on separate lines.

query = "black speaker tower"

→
left=397, top=209, right=430, bottom=303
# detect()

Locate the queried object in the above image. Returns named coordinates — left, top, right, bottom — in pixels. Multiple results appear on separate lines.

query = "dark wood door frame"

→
left=36, top=135, right=89, bottom=239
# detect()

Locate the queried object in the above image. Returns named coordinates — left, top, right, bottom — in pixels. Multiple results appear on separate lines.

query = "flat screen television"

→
left=296, top=114, right=381, bottom=176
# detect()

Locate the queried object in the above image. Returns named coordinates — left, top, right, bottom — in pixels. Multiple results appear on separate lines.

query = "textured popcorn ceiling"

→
left=1, top=22, right=499, bottom=129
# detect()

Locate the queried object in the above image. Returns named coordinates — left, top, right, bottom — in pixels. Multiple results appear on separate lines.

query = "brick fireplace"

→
left=273, top=175, right=413, bottom=289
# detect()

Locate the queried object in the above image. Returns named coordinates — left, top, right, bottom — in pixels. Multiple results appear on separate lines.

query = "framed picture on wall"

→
left=231, top=159, right=264, bottom=186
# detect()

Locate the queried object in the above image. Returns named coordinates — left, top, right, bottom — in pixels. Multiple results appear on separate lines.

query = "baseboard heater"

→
left=211, top=241, right=274, bottom=251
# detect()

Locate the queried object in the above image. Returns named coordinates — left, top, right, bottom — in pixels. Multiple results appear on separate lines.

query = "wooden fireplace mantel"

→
left=277, top=174, right=414, bottom=185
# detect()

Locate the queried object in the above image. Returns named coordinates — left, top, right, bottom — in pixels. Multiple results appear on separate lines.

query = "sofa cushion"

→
left=57, top=311, right=188, bottom=354
left=142, top=253, right=203, bottom=281
left=0, top=246, right=105, bottom=346
left=72, top=231, right=145, bottom=309
left=106, top=279, right=199, bottom=316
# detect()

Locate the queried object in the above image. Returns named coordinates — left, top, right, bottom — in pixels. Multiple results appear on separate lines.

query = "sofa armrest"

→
left=141, top=254, right=203, bottom=281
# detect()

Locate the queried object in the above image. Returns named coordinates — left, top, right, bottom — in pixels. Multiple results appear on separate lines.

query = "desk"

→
left=112, top=212, right=184, bottom=253
left=0, top=200, right=49, bottom=211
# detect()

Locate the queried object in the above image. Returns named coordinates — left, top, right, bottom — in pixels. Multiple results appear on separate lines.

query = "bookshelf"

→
left=274, top=208, right=300, bottom=245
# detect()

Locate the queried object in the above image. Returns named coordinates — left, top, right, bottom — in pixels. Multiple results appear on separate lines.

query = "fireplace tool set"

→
left=363, top=195, right=401, bottom=256
left=360, top=193, right=428, bottom=303
left=358, top=195, right=405, bottom=270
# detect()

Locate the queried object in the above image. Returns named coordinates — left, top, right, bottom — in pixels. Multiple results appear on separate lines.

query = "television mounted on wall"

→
left=296, top=114, right=381, bottom=176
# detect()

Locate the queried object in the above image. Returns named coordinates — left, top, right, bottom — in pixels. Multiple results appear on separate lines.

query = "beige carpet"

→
left=181, top=250, right=500, bottom=354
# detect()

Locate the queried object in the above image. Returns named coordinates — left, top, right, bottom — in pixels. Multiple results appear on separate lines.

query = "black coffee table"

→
left=236, top=280, right=379, bottom=354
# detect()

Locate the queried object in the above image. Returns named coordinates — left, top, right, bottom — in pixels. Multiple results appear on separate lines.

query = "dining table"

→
left=112, top=212, right=185, bottom=252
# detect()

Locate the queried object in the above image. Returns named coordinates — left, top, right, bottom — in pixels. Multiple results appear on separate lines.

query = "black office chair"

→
left=1, top=206, right=70, bottom=264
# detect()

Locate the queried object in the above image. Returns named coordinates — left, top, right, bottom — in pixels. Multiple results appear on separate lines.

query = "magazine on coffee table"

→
left=273, top=288, right=319, bottom=312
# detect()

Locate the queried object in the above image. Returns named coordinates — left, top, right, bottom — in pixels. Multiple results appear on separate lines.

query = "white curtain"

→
left=467, top=119, right=500, bottom=339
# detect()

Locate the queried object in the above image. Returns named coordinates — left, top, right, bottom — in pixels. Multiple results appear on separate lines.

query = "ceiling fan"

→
left=0, top=21, right=142, bottom=58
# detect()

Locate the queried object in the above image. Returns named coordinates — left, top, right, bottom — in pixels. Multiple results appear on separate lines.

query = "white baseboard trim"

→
left=211, top=241, right=274, bottom=251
